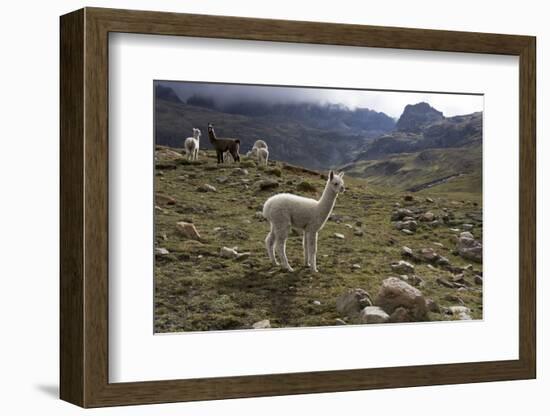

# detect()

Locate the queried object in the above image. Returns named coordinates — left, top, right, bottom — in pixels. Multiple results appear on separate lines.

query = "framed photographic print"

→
left=60, top=7, right=536, bottom=408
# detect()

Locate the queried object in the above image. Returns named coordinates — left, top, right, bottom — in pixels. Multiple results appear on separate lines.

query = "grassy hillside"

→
left=154, top=148, right=483, bottom=333
left=342, top=143, right=482, bottom=196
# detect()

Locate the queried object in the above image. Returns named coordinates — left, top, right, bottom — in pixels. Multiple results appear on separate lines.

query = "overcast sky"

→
left=159, top=81, right=483, bottom=119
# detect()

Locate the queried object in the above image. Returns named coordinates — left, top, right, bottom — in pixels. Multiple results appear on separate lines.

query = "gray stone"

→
left=391, top=260, right=415, bottom=274
left=197, top=183, right=217, bottom=193
left=252, top=319, right=271, bottom=329
left=374, top=277, right=428, bottom=320
left=449, top=306, right=473, bottom=320
left=360, top=306, right=390, bottom=324
left=336, top=288, right=373, bottom=318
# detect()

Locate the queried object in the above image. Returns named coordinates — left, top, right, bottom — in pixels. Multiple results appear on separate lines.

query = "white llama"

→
left=262, top=171, right=345, bottom=272
left=252, top=139, right=268, bottom=150
left=246, top=146, right=269, bottom=166
left=184, top=128, right=201, bottom=161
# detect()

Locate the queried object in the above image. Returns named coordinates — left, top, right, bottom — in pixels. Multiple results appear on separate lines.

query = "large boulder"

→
left=374, top=277, right=428, bottom=321
left=336, top=288, right=373, bottom=318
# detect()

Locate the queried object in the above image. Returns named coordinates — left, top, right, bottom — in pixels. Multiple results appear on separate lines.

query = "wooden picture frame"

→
left=60, top=7, right=536, bottom=408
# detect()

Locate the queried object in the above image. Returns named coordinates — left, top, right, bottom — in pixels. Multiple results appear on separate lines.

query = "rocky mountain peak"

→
left=396, top=102, right=444, bottom=132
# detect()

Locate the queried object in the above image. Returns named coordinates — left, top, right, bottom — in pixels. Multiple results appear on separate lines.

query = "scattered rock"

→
left=353, top=229, right=364, bottom=237
left=216, top=176, right=228, bottom=184
left=419, top=212, right=436, bottom=222
left=155, top=193, right=176, bottom=206
left=401, top=229, right=414, bottom=235
left=436, top=256, right=450, bottom=266
left=360, top=306, right=390, bottom=324
left=334, top=318, right=347, bottom=325
left=155, top=247, right=170, bottom=256
left=436, top=277, right=456, bottom=288
left=374, top=277, right=428, bottom=321
left=449, top=306, right=473, bottom=320
left=462, top=223, right=474, bottom=230
left=155, top=147, right=184, bottom=162
left=474, top=275, right=483, bottom=285
left=404, top=195, right=414, bottom=201
left=220, top=246, right=251, bottom=260
left=391, top=208, right=414, bottom=221
left=231, top=168, right=249, bottom=176
left=390, top=260, right=415, bottom=274
left=175, top=222, right=201, bottom=241
left=456, top=232, right=482, bottom=263
left=333, top=233, right=345, bottom=240
left=258, top=179, right=279, bottom=191
left=252, top=319, right=271, bottom=329
left=401, top=246, right=414, bottom=257
left=254, top=211, right=265, bottom=220
left=351, top=263, right=361, bottom=270
left=312, top=300, right=321, bottom=306
left=197, top=184, right=217, bottom=193
left=417, top=248, right=439, bottom=262
left=336, top=288, right=373, bottom=318
left=398, top=274, right=424, bottom=287
left=426, top=197, right=434, bottom=203
left=443, top=294, right=465, bottom=305
left=395, top=220, right=417, bottom=232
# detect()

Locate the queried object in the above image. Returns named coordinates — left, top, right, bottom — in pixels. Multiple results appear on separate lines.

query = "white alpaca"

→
left=262, top=171, right=345, bottom=272
left=184, top=128, right=201, bottom=160
left=252, top=139, right=268, bottom=150
left=246, top=146, right=269, bottom=166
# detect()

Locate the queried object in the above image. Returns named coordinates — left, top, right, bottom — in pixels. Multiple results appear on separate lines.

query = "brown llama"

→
left=207, top=123, right=241, bottom=163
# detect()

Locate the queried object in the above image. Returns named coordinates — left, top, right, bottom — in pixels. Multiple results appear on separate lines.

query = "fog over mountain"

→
left=154, top=81, right=483, bottom=192
left=158, top=81, right=483, bottom=119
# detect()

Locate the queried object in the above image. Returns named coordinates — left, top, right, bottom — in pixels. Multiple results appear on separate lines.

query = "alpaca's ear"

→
left=329, top=170, right=334, bottom=180
left=339, top=171, right=345, bottom=178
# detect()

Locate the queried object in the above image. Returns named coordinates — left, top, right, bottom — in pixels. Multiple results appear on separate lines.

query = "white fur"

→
left=184, top=128, right=201, bottom=160
left=252, top=139, right=268, bottom=150
left=247, top=147, right=269, bottom=166
left=262, top=171, right=345, bottom=272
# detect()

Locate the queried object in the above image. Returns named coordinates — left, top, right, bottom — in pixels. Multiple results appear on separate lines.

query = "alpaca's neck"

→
left=208, top=130, right=217, bottom=144
left=316, top=183, right=338, bottom=221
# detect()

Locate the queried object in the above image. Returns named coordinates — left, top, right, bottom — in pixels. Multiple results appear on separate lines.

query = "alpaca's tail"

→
left=262, top=197, right=272, bottom=220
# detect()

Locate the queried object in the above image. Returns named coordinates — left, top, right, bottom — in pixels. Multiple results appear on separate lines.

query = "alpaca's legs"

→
left=265, top=225, right=278, bottom=266
left=303, top=232, right=310, bottom=266
left=308, top=232, right=319, bottom=273
left=194, top=148, right=198, bottom=160
left=274, top=227, right=293, bottom=272
left=217, top=150, right=222, bottom=163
